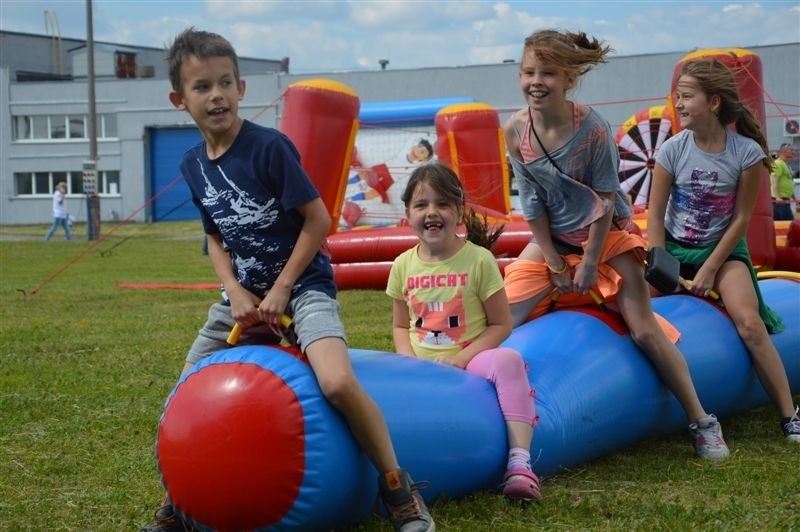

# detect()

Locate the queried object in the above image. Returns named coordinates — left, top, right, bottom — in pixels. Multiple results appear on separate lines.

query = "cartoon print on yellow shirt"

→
left=410, top=291, right=466, bottom=347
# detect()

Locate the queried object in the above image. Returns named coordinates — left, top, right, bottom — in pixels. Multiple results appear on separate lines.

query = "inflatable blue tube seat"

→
left=156, top=279, right=799, bottom=530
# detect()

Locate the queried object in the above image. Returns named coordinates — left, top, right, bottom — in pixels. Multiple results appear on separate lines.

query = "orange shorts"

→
left=504, top=230, right=680, bottom=342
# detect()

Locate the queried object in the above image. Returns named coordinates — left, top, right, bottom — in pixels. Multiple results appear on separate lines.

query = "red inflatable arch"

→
left=434, top=102, right=511, bottom=217
left=666, top=48, right=775, bottom=269
left=279, top=79, right=360, bottom=235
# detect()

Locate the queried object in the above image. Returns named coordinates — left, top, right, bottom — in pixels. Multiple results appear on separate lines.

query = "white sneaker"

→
left=689, top=414, right=730, bottom=460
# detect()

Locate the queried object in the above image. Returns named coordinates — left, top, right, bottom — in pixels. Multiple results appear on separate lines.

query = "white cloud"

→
left=1, top=0, right=797, bottom=72
left=722, top=3, right=745, bottom=13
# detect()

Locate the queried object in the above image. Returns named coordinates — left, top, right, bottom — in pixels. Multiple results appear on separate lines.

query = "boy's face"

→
left=169, top=55, right=245, bottom=138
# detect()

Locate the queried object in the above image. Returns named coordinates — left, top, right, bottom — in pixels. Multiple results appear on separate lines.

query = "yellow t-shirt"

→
left=386, top=240, right=504, bottom=360
left=772, top=158, right=794, bottom=199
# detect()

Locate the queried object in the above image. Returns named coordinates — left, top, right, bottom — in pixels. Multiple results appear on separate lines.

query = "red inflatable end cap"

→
left=157, top=362, right=305, bottom=530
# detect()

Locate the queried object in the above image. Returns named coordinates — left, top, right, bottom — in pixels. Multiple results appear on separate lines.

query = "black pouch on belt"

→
left=645, top=246, right=680, bottom=294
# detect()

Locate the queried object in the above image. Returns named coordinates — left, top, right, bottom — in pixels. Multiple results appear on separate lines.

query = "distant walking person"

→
left=44, top=181, right=72, bottom=241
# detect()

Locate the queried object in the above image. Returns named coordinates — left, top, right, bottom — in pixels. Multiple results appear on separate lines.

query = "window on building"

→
left=102, top=114, right=117, bottom=138
left=15, top=173, right=33, bottom=195
left=52, top=171, right=68, bottom=189
left=103, top=170, right=120, bottom=195
left=14, top=170, right=122, bottom=196
left=11, top=113, right=119, bottom=141
left=35, top=172, right=50, bottom=194
left=68, top=115, right=86, bottom=139
left=33, top=116, right=49, bottom=139
left=13, top=116, right=32, bottom=140
left=50, top=115, right=68, bottom=138
left=69, top=171, right=84, bottom=194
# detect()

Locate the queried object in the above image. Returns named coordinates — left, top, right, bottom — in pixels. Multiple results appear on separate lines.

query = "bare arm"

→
left=573, top=190, right=615, bottom=294
left=502, top=111, right=525, bottom=161
left=207, top=233, right=261, bottom=327
left=259, top=197, right=331, bottom=325
left=391, top=298, right=416, bottom=356
left=435, top=288, right=512, bottom=369
left=647, top=162, right=673, bottom=249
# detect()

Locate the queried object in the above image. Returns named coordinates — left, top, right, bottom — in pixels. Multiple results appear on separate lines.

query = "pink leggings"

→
left=465, top=347, right=536, bottom=426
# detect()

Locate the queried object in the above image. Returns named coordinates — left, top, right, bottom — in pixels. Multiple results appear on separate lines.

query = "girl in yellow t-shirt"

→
left=387, top=162, right=540, bottom=502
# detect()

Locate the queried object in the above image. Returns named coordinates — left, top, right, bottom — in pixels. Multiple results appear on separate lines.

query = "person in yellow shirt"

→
left=771, top=143, right=795, bottom=221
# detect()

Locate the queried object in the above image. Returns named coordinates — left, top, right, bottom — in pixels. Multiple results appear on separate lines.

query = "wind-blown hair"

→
left=522, top=29, right=612, bottom=81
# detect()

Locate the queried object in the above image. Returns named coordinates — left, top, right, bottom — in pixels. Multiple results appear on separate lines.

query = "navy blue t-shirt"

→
left=180, top=120, right=336, bottom=299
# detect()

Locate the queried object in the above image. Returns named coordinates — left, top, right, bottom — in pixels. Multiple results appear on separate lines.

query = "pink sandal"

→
left=502, top=467, right=542, bottom=502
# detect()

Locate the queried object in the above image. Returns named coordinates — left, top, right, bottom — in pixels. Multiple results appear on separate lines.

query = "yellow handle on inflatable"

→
left=756, top=270, right=800, bottom=280
left=679, top=277, right=720, bottom=301
left=227, top=314, right=293, bottom=346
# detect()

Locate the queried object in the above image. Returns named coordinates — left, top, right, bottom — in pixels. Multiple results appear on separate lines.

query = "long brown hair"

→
left=680, top=58, right=771, bottom=170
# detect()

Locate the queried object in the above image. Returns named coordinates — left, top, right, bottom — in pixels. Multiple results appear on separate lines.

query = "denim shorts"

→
left=186, top=290, right=347, bottom=365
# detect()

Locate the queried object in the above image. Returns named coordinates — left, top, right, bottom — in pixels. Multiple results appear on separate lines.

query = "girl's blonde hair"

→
left=401, top=162, right=504, bottom=250
left=522, top=29, right=612, bottom=80
left=679, top=58, right=771, bottom=169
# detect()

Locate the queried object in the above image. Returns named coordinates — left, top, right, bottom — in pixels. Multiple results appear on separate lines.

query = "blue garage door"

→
left=149, top=127, right=203, bottom=221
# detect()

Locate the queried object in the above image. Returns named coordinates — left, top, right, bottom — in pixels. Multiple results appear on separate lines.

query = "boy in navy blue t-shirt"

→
left=140, top=28, right=434, bottom=532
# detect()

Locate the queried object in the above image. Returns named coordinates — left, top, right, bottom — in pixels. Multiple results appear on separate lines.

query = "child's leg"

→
left=295, top=291, right=433, bottom=528
left=716, top=261, right=796, bottom=419
left=504, top=243, right=556, bottom=327
left=609, top=253, right=729, bottom=459
left=465, top=347, right=536, bottom=439
left=466, top=348, right=541, bottom=500
left=290, top=291, right=399, bottom=472
left=305, top=336, right=399, bottom=473
left=607, top=252, right=708, bottom=422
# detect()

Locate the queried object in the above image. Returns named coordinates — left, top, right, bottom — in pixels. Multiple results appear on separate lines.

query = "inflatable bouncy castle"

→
left=279, top=79, right=360, bottom=235
left=435, top=101, right=511, bottom=217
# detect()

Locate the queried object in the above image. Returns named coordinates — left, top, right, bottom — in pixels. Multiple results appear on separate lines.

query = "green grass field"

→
left=1, top=221, right=797, bottom=531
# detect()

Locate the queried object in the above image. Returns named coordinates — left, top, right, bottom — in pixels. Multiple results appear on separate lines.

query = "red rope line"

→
left=24, top=73, right=795, bottom=295
left=732, top=54, right=796, bottom=123
left=25, top=91, right=286, bottom=297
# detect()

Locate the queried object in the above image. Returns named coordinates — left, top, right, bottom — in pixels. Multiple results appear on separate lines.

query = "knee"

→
left=317, top=371, right=360, bottom=408
left=489, top=348, right=528, bottom=378
left=628, top=324, right=662, bottom=357
left=734, top=313, right=768, bottom=347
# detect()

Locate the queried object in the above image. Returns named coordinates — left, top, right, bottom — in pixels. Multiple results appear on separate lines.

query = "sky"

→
left=1, top=0, right=799, bottom=73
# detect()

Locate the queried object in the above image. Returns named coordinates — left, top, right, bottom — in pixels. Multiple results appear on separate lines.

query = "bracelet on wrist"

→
left=546, top=257, right=568, bottom=275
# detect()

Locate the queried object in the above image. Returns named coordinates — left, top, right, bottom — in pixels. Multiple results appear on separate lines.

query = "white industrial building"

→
left=1, top=30, right=797, bottom=226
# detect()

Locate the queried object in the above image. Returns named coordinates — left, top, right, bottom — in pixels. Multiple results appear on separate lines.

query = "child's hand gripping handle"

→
left=226, top=314, right=293, bottom=346
left=547, top=287, right=607, bottom=312
left=678, top=276, right=721, bottom=302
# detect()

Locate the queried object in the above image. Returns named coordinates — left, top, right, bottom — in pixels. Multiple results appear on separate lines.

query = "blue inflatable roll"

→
left=504, top=278, right=799, bottom=476
left=359, top=97, right=476, bottom=127
left=156, top=279, right=799, bottom=530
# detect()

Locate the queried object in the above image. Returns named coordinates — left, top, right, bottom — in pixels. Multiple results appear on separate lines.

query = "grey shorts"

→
left=186, top=290, right=347, bottom=365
